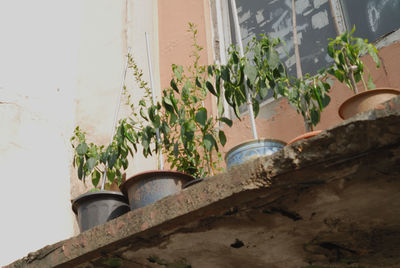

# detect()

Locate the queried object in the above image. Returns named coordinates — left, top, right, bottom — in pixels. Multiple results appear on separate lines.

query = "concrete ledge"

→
left=7, top=96, right=400, bottom=268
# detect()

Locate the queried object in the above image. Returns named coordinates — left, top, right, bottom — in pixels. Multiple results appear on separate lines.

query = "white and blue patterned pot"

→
left=225, top=139, right=286, bottom=169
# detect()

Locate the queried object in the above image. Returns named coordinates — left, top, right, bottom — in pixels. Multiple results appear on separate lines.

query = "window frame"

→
left=211, top=0, right=400, bottom=119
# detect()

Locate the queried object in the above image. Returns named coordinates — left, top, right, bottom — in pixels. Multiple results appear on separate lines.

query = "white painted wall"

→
left=0, top=0, right=158, bottom=265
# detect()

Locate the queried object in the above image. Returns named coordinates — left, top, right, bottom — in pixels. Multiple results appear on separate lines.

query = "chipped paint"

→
left=313, top=0, right=328, bottom=9
left=295, top=0, right=311, bottom=14
left=311, top=10, right=329, bottom=29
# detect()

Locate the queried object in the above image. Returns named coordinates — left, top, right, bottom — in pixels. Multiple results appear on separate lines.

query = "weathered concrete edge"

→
left=6, top=96, right=400, bottom=268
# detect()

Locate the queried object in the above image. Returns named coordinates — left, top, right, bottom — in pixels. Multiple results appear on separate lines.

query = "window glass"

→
left=231, top=0, right=338, bottom=78
left=340, top=0, right=400, bottom=42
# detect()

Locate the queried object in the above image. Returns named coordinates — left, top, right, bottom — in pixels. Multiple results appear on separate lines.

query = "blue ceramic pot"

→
left=120, top=170, right=194, bottom=210
left=225, top=139, right=286, bottom=169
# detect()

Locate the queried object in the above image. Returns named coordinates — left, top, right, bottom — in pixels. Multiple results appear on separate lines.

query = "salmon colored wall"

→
left=157, top=0, right=400, bottom=163
left=158, top=0, right=211, bottom=88
left=224, top=41, right=400, bottom=152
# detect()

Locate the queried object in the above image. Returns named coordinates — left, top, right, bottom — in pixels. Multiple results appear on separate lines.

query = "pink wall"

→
left=158, top=1, right=400, bottom=159
left=158, top=0, right=212, bottom=88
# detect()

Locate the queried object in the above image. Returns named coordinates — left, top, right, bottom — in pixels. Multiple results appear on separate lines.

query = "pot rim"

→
left=120, top=170, right=194, bottom=196
left=71, top=190, right=127, bottom=214
left=338, top=88, right=400, bottom=119
left=287, top=130, right=323, bottom=145
left=225, top=138, right=286, bottom=161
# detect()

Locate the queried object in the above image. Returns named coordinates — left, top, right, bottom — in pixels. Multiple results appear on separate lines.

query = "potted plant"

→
left=284, top=72, right=332, bottom=145
left=119, top=50, right=194, bottom=210
left=327, top=27, right=400, bottom=119
left=119, top=25, right=229, bottom=209
left=70, top=119, right=138, bottom=232
left=158, top=23, right=231, bottom=179
left=208, top=35, right=288, bottom=168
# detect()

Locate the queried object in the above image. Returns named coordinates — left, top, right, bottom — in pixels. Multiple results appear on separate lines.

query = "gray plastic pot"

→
left=72, top=190, right=130, bottom=232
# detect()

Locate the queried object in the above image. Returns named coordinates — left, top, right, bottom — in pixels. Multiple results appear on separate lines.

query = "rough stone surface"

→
left=6, top=96, right=400, bottom=268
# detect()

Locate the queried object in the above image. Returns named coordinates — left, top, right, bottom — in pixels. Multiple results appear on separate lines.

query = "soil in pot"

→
left=120, top=170, right=194, bottom=210
left=72, top=190, right=130, bottom=232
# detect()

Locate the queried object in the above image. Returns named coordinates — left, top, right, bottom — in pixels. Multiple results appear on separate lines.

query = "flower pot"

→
left=338, top=88, right=400, bottom=119
left=225, top=139, right=286, bottom=169
left=120, top=170, right=194, bottom=210
left=287, top=130, right=322, bottom=145
left=72, top=191, right=130, bottom=232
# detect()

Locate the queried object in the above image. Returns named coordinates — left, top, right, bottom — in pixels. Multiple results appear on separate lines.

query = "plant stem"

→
left=343, top=49, right=358, bottom=94
left=145, top=32, right=163, bottom=170
left=101, top=47, right=131, bottom=190
left=209, top=151, right=215, bottom=176
left=292, top=0, right=312, bottom=132
left=230, top=0, right=258, bottom=139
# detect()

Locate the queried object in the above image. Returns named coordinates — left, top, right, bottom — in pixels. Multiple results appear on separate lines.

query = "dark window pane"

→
left=340, top=0, right=400, bottom=42
left=233, top=0, right=337, bottom=79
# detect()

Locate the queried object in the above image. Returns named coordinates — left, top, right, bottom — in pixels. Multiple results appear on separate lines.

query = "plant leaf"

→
left=203, top=134, right=216, bottom=151
left=218, top=130, right=226, bottom=146
left=170, top=79, right=179, bottom=93
left=367, top=75, right=376, bottom=89
left=195, top=107, right=207, bottom=127
left=76, top=143, right=88, bottom=156
left=206, top=81, right=217, bottom=96
left=86, top=157, right=96, bottom=172
left=219, top=117, right=233, bottom=127
left=91, top=170, right=101, bottom=187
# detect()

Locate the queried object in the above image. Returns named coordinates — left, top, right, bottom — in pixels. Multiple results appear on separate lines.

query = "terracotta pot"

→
left=339, top=88, right=400, bottom=119
left=120, top=170, right=193, bottom=210
left=225, top=139, right=286, bottom=169
left=287, top=130, right=322, bottom=145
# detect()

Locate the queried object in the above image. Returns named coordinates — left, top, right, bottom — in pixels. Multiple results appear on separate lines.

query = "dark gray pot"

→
left=72, top=190, right=130, bottom=232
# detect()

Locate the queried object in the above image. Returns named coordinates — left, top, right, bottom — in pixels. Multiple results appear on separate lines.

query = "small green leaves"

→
left=71, top=119, right=139, bottom=188
left=367, top=75, right=376, bottom=89
left=86, top=157, right=96, bottom=172
left=170, top=79, right=179, bottom=93
left=195, top=108, right=207, bottom=126
left=244, top=64, right=257, bottom=85
left=206, top=81, right=217, bottom=96
left=76, top=143, right=88, bottom=156
left=92, top=170, right=101, bottom=187
left=203, top=134, right=217, bottom=151
left=218, top=130, right=227, bottom=146
left=327, top=27, right=380, bottom=94
left=219, top=117, right=233, bottom=127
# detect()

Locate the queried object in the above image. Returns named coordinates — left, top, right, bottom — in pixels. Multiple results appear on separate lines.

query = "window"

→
left=212, top=0, right=400, bottom=110
left=340, top=0, right=400, bottom=42
left=230, top=0, right=337, bottom=77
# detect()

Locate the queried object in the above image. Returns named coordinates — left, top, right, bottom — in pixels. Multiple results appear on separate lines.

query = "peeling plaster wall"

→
left=70, top=0, right=159, bottom=230
left=0, top=1, right=79, bottom=265
left=0, top=0, right=158, bottom=265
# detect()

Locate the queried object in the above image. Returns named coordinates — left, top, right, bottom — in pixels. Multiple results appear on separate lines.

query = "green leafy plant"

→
left=70, top=51, right=158, bottom=190
left=125, top=53, right=162, bottom=159
left=211, top=34, right=331, bottom=132
left=211, top=35, right=287, bottom=120
left=70, top=119, right=139, bottom=189
left=284, top=72, right=332, bottom=131
left=149, top=23, right=232, bottom=178
left=327, top=26, right=380, bottom=94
